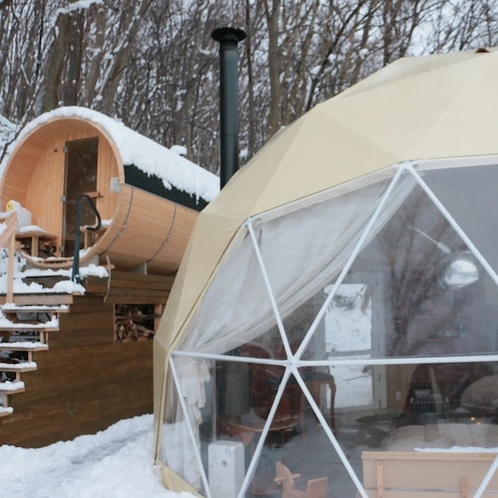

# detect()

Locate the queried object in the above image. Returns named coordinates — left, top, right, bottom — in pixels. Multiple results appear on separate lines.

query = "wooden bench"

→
left=16, top=230, right=58, bottom=257
left=362, top=450, right=498, bottom=497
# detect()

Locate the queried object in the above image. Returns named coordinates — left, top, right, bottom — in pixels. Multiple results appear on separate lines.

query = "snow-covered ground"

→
left=0, top=285, right=370, bottom=498
left=0, top=414, right=191, bottom=498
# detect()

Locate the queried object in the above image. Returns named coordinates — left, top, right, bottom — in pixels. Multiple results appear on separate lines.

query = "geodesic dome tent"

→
left=154, top=48, right=498, bottom=497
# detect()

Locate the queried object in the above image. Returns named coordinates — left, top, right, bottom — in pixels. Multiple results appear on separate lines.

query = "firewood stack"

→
left=114, top=305, right=156, bottom=342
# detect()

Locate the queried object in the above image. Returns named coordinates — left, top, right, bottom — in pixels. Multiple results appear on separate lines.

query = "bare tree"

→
left=2, top=0, right=498, bottom=170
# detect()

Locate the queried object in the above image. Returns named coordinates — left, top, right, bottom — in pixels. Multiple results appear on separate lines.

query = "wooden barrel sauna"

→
left=0, top=107, right=219, bottom=275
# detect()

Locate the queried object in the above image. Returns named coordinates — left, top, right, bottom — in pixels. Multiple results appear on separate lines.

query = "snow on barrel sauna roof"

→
left=2, top=106, right=220, bottom=210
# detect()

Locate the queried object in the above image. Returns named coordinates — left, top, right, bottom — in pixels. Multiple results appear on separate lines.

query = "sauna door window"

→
left=62, top=137, right=98, bottom=256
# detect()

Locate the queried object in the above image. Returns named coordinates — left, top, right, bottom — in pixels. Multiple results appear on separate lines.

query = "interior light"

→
left=439, top=250, right=479, bottom=289
left=410, top=226, right=479, bottom=290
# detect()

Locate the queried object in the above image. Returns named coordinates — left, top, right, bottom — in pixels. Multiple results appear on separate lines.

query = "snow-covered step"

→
left=0, top=294, right=74, bottom=307
left=0, top=341, right=48, bottom=352
left=0, top=361, right=37, bottom=373
left=0, top=406, right=13, bottom=417
left=0, top=380, right=25, bottom=395
left=1, top=303, right=70, bottom=314
left=0, top=320, right=59, bottom=332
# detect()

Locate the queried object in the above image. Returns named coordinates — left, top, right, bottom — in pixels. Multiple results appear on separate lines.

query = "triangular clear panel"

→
left=242, top=365, right=372, bottom=497
left=304, top=178, right=498, bottom=361
left=255, top=177, right=393, bottom=359
left=177, top=225, right=285, bottom=358
left=422, top=163, right=498, bottom=274
left=161, top=356, right=211, bottom=496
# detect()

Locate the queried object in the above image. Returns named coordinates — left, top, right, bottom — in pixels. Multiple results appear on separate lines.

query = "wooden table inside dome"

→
left=224, top=412, right=301, bottom=449
left=226, top=414, right=301, bottom=435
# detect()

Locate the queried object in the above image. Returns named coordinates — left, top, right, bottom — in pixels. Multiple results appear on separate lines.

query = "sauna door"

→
left=62, top=137, right=98, bottom=256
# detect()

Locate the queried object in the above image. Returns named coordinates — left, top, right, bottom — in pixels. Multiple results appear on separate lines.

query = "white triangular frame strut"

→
left=245, top=219, right=293, bottom=358
left=294, top=164, right=409, bottom=364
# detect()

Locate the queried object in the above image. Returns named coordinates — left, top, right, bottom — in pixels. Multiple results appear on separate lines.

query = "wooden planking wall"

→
left=84, top=271, right=174, bottom=304
left=0, top=295, right=154, bottom=447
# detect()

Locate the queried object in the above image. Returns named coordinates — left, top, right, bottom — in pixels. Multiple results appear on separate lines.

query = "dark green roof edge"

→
left=124, top=164, right=209, bottom=212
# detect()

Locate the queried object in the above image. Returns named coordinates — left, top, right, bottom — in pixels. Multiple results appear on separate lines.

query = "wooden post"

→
left=376, top=460, right=384, bottom=498
left=461, top=476, right=469, bottom=498
left=4, top=212, right=18, bottom=303
left=154, top=304, right=163, bottom=332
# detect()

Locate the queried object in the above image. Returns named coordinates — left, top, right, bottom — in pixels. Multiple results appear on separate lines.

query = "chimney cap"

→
left=211, top=27, right=247, bottom=43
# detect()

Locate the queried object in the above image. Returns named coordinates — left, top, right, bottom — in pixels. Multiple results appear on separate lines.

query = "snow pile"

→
left=0, top=414, right=192, bottom=498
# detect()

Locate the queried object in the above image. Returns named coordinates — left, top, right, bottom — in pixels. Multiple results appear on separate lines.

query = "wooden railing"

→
left=0, top=211, right=18, bottom=303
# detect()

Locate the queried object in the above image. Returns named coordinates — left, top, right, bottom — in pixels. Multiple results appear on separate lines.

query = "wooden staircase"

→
left=0, top=302, right=73, bottom=417
left=0, top=212, right=76, bottom=417
left=0, top=211, right=165, bottom=446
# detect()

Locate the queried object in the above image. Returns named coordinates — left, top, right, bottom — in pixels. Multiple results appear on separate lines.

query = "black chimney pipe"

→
left=211, top=27, right=247, bottom=189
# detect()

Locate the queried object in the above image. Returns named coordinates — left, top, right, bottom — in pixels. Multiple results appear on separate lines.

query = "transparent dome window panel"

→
left=255, top=176, right=393, bottom=332
left=246, top=426, right=340, bottom=497
left=305, top=359, right=498, bottom=496
left=302, top=179, right=498, bottom=361
left=248, top=172, right=416, bottom=363
left=176, top=224, right=286, bottom=358
left=170, top=354, right=370, bottom=497
left=249, top=173, right=415, bottom=363
left=160, top=358, right=212, bottom=495
left=241, top=369, right=364, bottom=498
left=421, top=163, right=498, bottom=275
left=208, top=365, right=328, bottom=496
left=176, top=174, right=399, bottom=361
left=168, top=356, right=306, bottom=494
left=165, top=358, right=498, bottom=496
left=366, top=181, right=497, bottom=358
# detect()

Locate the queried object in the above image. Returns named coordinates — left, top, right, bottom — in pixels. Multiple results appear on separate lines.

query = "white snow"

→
left=18, top=224, right=49, bottom=234
left=0, top=380, right=24, bottom=391
left=0, top=341, right=46, bottom=349
left=58, top=0, right=104, bottom=14
left=2, top=107, right=220, bottom=203
left=0, top=312, right=57, bottom=329
left=0, top=258, right=109, bottom=295
left=0, top=361, right=36, bottom=369
left=0, top=274, right=86, bottom=296
left=325, top=284, right=374, bottom=408
left=0, top=414, right=191, bottom=498
left=2, top=303, right=68, bottom=311
left=417, top=445, right=498, bottom=453
left=170, top=145, right=187, bottom=157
